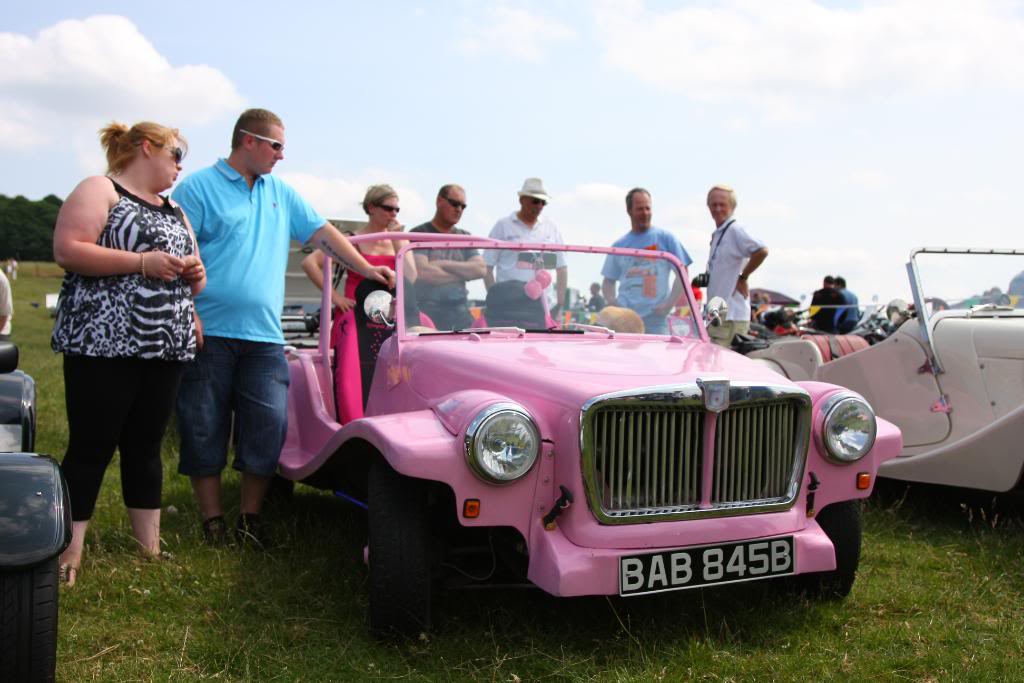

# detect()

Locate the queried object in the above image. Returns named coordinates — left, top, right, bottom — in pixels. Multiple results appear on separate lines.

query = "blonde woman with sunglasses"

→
left=302, top=184, right=418, bottom=424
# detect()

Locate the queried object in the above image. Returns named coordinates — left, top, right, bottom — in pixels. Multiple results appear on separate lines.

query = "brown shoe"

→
left=235, top=513, right=270, bottom=549
left=202, top=516, right=230, bottom=546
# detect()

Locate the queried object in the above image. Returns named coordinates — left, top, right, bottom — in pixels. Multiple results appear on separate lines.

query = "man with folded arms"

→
left=410, top=184, right=486, bottom=330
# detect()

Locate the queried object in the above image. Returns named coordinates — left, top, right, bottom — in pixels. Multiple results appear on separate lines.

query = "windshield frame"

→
left=394, top=233, right=703, bottom=341
left=907, top=247, right=1024, bottom=374
left=312, top=232, right=705, bottom=346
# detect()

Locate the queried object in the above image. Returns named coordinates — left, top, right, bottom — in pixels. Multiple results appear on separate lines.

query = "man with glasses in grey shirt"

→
left=410, top=184, right=486, bottom=330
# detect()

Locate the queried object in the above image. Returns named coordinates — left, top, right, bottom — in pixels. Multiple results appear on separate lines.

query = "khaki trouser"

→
left=708, top=320, right=750, bottom=347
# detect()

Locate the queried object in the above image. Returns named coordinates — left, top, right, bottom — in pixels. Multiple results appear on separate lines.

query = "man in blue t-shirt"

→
left=600, top=188, right=692, bottom=335
left=172, top=108, right=394, bottom=547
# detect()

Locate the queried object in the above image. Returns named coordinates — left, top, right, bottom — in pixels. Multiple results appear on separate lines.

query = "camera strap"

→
left=708, top=219, right=736, bottom=273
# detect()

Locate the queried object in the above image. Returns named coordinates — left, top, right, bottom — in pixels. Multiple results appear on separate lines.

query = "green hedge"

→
left=0, top=193, right=62, bottom=262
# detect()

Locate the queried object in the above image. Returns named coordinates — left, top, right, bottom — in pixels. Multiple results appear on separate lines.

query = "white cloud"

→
left=0, top=15, right=244, bottom=156
left=751, top=246, right=907, bottom=304
left=561, top=182, right=624, bottom=205
left=543, top=182, right=711, bottom=268
left=960, top=187, right=1006, bottom=204
left=281, top=172, right=914, bottom=304
left=594, top=0, right=1024, bottom=116
left=280, top=172, right=431, bottom=226
left=456, top=5, right=577, bottom=62
left=0, top=106, right=47, bottom=150
left=556, top=182, right=631, bottom=246
left=725, top=116, right=751, bottom=131
left=848, top=169, right=890, bottom=189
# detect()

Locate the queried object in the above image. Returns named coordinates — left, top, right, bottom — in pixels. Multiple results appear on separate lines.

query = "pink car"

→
left=280, top=233, right=902, bottom=635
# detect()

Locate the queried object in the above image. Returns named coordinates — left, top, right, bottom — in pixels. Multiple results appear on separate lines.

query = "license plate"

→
left=619, top=536, right=795, bottom=596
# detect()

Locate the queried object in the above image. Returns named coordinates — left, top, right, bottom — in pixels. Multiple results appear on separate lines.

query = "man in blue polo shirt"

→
left=172, top=108, right=393, bottom=546
left=600, top=188, right=692, bottom=335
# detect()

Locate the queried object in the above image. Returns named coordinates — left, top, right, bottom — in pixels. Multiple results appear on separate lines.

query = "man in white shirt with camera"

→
left=703, top=184, right=768, bottom=347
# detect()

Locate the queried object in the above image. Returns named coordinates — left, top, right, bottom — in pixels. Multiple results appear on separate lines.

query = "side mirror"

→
left=886, top=298, right=910, bottom=325
left=363, top=290, right=395, bottom=328
left=704, top=296, right=729, bottom=328
left=0, top=342, right=18, bottom=374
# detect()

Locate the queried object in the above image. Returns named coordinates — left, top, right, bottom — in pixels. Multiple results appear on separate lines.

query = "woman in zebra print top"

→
left=51, top=121, right=206, bottom=587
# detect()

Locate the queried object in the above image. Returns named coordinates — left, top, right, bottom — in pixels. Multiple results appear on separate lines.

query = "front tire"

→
left=367, top=459, right=432, bottom=637
left=0, top=557, right=60, bottom=683
left=800, top=500, right=862, bottom=599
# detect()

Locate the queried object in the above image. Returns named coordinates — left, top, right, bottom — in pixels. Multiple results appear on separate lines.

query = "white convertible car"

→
left=749, top=248, right=1024, bottom=492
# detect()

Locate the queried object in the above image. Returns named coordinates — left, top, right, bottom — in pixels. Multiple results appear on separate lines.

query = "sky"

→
left=3, top=0, right=1023, bottom=303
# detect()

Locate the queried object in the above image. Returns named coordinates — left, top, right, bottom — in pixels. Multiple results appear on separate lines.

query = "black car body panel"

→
left=0, top=370, right=36, bottom=452
left=0, top=342, right=68, bottom=569
left=0, top=453, right=72, bottom=569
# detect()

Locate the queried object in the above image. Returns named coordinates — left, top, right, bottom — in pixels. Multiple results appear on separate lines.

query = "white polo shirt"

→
left=706, top=217, right=766, bottom=321
left=485, top=212, right=567, bottom=283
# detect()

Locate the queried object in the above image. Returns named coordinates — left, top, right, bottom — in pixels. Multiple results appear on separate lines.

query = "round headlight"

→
left=465, top=404, right=540, bottom=484
left=822, top=394, right=877, bottom=463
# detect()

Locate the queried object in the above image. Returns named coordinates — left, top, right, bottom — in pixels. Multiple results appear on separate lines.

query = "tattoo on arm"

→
left=315, top=236, right=357, bottom=271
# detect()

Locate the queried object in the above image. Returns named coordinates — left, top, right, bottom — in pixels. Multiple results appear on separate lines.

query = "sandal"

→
left=59, top=564, right=78, bottom=587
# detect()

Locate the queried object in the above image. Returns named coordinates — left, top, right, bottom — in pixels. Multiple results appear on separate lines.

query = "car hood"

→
left=402, top=335, right=794, bottom=411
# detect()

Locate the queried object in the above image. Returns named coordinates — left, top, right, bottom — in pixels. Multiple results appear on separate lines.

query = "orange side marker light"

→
left=856, top=472, right=871, bottom=490
left=463, top=499, right=481, bottom=518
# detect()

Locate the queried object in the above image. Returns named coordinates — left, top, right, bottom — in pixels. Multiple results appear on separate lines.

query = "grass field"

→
left=8, top=265, right=1024, bottom=682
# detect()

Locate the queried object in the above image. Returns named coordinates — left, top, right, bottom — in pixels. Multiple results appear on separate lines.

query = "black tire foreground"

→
left=798, top=499, right=863, bottom=599
left=368, top=459, right=433, bottom=637
left=0, top=557, right=60, bottom=683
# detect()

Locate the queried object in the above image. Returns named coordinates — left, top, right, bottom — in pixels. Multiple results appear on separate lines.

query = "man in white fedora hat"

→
left=484, top=177, right=567, bottom=313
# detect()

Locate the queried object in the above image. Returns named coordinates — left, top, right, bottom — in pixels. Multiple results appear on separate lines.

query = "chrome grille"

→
left=580, top=384, right=810, bottom=524
left=592, top=406, right=703, bottom=512
left=713, top=401, right=799, bottom=505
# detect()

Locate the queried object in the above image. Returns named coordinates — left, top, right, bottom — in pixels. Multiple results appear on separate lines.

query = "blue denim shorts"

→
left=176, top=336, right=290, bottom=477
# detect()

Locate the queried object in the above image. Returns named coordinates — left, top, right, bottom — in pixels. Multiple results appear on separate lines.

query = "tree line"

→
left=0, top=194, right=62, bottom=262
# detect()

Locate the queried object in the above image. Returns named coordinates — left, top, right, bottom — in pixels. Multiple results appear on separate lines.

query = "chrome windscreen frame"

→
left=579, top=382, right=812, bottom=525
left=907, top=247, right=1024, bottom=376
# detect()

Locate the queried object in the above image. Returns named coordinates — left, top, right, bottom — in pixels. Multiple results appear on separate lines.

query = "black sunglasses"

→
left=443, top=196, right=467, bottom=210
left=145, top=142, right=185, bottom=165
left=528, top=197, right=546, bottom=206
left=376, top=204, right=400, bottom=214
left=239, top=128, right=284, bottom=152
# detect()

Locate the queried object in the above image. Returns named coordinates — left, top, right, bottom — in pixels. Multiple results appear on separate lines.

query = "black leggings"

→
left=61, top=355, right=183, bottom=521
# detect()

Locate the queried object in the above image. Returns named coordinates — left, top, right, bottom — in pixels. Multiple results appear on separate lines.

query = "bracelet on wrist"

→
left=140, top=252, right=146, bottom=278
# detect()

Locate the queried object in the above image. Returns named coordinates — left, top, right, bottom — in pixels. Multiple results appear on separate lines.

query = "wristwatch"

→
left=738, top=273, right=748, bottom=281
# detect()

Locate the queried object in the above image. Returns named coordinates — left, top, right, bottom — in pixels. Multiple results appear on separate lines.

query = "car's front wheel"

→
left=799, top=500, right=862, bottom=598
left=367, top=458, right=432, bottom=637
left=0, top=557, right=60, bottom=682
